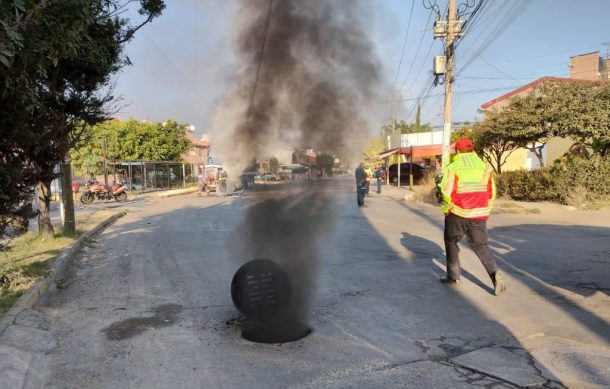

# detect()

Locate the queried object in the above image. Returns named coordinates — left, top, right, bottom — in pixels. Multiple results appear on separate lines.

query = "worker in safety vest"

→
left=438, top=137, right=506, bottom=296
left=363, top=165, right=373, bottom=195
left=217, top=167, right=228, bottom=195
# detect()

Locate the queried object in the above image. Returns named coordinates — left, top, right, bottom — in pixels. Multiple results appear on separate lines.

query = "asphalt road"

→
left=7, top=178, right=610, bottom=388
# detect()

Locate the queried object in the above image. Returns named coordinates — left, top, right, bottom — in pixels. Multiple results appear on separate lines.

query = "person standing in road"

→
left=355, top=162, right=367, bottom=207
left=364, top=164, right=372, bottom=195
left=217, top=167, right=228, bottom=195
left=438, top=138, right=506, bottom=295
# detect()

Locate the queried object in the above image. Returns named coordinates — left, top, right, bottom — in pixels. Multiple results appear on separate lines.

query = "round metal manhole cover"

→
left=231, top=259, right=291, bottom=321
left=552, top=353, right=610, bottom=385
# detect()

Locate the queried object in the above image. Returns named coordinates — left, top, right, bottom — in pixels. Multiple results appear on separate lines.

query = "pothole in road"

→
left=102, top=303, right=182, bottom=341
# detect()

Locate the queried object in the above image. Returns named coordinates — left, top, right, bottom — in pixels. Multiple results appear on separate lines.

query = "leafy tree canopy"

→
left=71, top=119, right=191, bottom=176
left=486, top=80, right=610, bottom=166
left=362, top=137, right=385, bottom=162
left=0, top=0, right=165, bottom=237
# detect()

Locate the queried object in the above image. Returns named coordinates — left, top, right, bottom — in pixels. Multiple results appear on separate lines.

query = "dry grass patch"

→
left=494, top=199, right=540, bottom=214
left=0, top=209, right=117, bottom=317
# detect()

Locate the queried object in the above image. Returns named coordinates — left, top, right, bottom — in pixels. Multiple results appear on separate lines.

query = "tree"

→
left=362, top=137, right=385, bottom=163
left=485, top=80, right=610, bottom=168
left=316, top=154, right=335, bottom=177
left=0, top=0, right=165, bottom=237
left=381, top=119, right=432, bottom=137
left=452, top=122, right=518, bottom=174
left=269, top=157, right=279, bottom=173
left=71, top=119, right=191, bottom=176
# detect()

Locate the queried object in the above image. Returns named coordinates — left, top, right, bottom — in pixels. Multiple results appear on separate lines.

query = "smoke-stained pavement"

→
left=2, top=178, right=609, bottom=388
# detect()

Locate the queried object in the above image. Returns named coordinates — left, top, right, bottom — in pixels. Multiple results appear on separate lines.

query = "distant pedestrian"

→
left=364, top=165, right=372, bottom=195
left=438, top=137, right=506, bottom=295
left=355, top=162, right=367, bottom=207
left=376, top=170, right=382, bottom=194
left=198, top=170, right=206, bottom=193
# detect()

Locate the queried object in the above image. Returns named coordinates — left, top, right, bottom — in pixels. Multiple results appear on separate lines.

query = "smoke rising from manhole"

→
left=219, top=1, right=383, bottom=343
left=211, top=0, right=383, bottom=172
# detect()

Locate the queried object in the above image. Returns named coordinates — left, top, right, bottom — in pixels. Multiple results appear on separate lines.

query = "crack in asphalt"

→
left=413, top=337, right=566, bottom=388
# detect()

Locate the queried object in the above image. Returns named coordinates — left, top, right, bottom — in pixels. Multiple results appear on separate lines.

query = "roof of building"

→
left=378, top=144, right=442, bottom=159
left=569, top=51, right=600, bottom=58
left=480, top=77, right=572, bottom=109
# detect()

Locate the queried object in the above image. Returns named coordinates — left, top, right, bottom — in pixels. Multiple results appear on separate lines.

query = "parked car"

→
left=261, top=173, right=280, bottom=181
left=388, top=163, right=425, bottom=184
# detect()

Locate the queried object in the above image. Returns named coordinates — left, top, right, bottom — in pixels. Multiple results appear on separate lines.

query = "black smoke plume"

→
left=214, top=0, right=382, bottom=166
left=221, top=0, right=382, bottom=342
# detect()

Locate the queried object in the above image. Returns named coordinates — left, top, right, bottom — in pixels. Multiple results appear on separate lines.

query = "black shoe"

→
left=440, top=277, right=459, bottom=286
left=491, top=271, right=506, bottom=296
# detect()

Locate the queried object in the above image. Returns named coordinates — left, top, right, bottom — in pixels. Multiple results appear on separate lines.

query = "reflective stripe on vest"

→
left=450, top=203, right=493, bottom=218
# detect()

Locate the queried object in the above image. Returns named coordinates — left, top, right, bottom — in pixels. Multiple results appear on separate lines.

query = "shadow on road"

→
left=35, top=181, right=566, bottom=387
left=489, top=224, right=610, bottom=343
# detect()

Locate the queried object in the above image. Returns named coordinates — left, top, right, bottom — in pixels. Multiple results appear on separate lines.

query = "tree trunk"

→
left=36, top=180, right=54, bottom=237
left=493, top=151, right=502, bottom=174
left=529, top=142, right=545, bottom=168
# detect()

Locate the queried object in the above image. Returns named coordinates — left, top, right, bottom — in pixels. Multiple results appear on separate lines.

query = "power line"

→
left=391, top=0, right=416, bottom=94
left=336, top=85, right=518, bottom=105
left=398, top=8, right=434, bottom=92
left=456, top=0, right=533, bottom=76
left=245, top=0, right=273, bottom=123
left=142, top=30, right=191, bottom=86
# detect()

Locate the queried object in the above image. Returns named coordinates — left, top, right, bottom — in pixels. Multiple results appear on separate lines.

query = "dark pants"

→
left=376, top=179, right=382, bottom=194
left=444, top=213, right=497, bottom=281
left=356, top=182, right=366, bottom=206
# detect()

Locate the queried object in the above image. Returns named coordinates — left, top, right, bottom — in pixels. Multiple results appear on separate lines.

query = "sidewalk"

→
left=366, top=182, right=416, bottom=201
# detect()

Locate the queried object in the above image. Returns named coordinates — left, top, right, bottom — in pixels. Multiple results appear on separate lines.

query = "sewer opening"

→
left=231, top=259, right=312, bottom=343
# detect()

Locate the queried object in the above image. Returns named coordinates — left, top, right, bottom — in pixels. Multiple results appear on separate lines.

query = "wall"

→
left=569, top=52, right=601, bottom=81
left=400, top=131, right=443, bottom=147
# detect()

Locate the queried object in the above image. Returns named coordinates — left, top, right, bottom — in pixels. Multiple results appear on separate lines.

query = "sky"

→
left=113, top=0, right=610, bottom=138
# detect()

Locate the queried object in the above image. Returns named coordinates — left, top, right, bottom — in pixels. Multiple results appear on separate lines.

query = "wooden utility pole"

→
left=103, top=138, right=109, bottom=187
left=441, top=0, right=457, bottom=168
left=394, top=93, right=402, bottom=188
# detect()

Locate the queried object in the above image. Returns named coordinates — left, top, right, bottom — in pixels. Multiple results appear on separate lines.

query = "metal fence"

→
left=107, top=161, right=199, bottom=191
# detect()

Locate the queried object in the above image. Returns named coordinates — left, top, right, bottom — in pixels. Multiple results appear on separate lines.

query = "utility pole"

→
left=603, top=42, right=610, bottom=81
left=441, top=0, right=457, bottom=168
left=103, top=138, right=108, bottom=187
left=393, top=92, right=401, bottom=188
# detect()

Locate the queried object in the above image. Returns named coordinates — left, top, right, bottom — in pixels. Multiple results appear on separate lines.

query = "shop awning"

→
left=378, top=145, right=442, bottom=159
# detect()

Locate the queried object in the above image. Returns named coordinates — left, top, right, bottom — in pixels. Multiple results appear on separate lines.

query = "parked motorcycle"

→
left=80, top=180, right=128, bottom=204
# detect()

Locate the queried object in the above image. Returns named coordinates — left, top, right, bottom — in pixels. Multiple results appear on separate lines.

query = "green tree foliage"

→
left=496, top=154, right=610, bottom=204
left=71, top=119, right=191, bottom=176
left=452, top=123, right=517, bottom=174
left=486, top=80, right=610, bottom=167
left=316, top=153, right=335, bottom=177
left=362, top=137, right=386, bottom=162
left=0, top=0, right=165, bottom=237
left=268, top=157, right=279, bottom=173
left=382, top=120, right=432, bottom=136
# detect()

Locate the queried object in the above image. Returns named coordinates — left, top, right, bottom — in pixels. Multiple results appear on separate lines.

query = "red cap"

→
left=455, top=137, right=473, bottom=151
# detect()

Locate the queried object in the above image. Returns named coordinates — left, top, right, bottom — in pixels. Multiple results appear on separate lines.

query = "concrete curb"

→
left=0, top=211, right=127, bottom=336
left=154, top=187, right=199, bottom=198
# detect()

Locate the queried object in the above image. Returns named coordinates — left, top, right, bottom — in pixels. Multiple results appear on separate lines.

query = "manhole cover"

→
left=231, top=259, right=311, bottom=343
left=231, top=259, right=291, bottom=321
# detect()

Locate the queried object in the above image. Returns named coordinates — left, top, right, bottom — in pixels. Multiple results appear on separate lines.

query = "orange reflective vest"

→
left=440, top=152, right=496, bottom=220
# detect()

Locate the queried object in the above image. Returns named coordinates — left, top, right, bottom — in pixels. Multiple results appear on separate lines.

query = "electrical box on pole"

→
left=433, top=20, right=448, bottom=38
left=433, top=56, right=447, bottom=75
